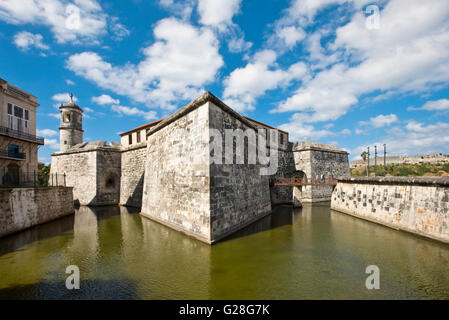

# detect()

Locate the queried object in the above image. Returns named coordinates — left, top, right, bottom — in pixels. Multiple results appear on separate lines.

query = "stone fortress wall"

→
left=208, top=102, right=272, bottom=242
left=50, top=141, right=121, bottom=206
left=119, top=143, right=147, bottom=208
left=50, top=91, right=350, bottom=243
left=290, top=141, right=350, bottom=204
left=141, top=101, right=212, bottom=242
left=331, top=176, right=449, bottom=244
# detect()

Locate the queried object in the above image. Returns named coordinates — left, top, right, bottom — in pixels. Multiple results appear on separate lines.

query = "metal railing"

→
left=1, top=170, right=66, bottom=188
left=270, top=177, right=338, bottom=186
left=0, top=125, right=44, bottom=145
left=0, top=148, right=26, bottom=160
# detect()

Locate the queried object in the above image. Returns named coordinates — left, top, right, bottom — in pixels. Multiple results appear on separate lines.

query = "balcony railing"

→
left=0, top=148, right=26, bottom=160
left=0, top=125, right=44, bottom=145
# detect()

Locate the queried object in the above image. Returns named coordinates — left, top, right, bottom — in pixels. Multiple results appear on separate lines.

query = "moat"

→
left=0, top=204, right=449, bottom=299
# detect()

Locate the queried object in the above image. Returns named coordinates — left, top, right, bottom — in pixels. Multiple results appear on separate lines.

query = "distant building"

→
left=350, top=153, right=449, bottom=168
left=0, top=78, right=44, bottom=185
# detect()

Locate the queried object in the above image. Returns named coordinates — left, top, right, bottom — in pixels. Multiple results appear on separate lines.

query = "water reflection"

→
left=0, top=204, right=448, bottom=299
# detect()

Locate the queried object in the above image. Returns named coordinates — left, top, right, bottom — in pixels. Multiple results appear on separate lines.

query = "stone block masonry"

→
left=294, top=142, right=350, bottom=203
left=0, top=187, right=74, bottom=238
left=50, top=142, right=121, bottom=206
left=331, top=176, right=449, bottom=244
left=120, top=144, right=147, bottom=208
left=141, top=92, right=272, bottom=244
left=141, top=100, right=211, bottom=242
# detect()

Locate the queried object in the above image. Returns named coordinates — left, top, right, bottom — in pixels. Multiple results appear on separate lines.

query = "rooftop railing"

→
left=0, top=125, right=44, bottom=145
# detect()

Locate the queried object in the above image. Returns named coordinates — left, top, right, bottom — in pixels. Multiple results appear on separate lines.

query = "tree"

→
left=361, top=151, right=367, bottom=162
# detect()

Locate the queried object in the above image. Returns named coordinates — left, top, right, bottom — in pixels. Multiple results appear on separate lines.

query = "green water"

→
left=0, top=203, right=448, bottom=299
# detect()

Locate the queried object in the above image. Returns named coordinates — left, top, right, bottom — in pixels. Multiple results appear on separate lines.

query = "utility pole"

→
left=383, top=144, right=387, bottom=176
left=366, top=147, right=370, bottom=177
left=374, top=145, right=377, bottom=176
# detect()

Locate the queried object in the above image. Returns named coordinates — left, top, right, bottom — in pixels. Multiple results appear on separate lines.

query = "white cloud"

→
left=278, top=114, right=336, bottom=142
left=158, top=0, right=195, bottom=20
left=0, top=0, right=109, bottom=43
left=408, top=99, right=449, bottom=112
left=45, top=138, right=60, bottom=150
left=111, top=105, right=157, bottom=121
left=37, top=128, right=58, bottom=137
left=285, top=0, right=373, bottom=26
left=351, top=121, right=449, bottom=159
left=274, top=0, right=449, bottom=123
left=13, top=31, right=49, bottom=50
left=278, top=113, right=353, bottom=143
left=66, top=18, right=223, bottom=109
left=92, top=94, right=119, bottom=105
left=197, top=0, right=241, bottom=30
left=227, top=34, right=252, bottom=53
left=52, top=92, right=76, bottom=104
left=223, top=50, right=307, bottom=112
left=48, top=113, right=60, bottom=119
left=359, top=114, right=399, bottom=128
left=109, top=17, right=130, bottom=41
left=84, top=107, right=94, bottom=113
left=277, top=26, right=306, bottom=48
left=65, top=79, right=75, bottom=85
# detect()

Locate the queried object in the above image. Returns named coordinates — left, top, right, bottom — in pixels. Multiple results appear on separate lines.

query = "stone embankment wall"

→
left=331, top=177, right=449, bottom=244
left=120, top=143, right=147, bottom=207
left=0, top=187, right=74, bottom=238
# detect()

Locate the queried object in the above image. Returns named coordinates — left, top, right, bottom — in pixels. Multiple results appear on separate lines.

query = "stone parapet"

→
left=331, top=177, right=449, bottom=244
left=337, top=176, right=449, bottom=187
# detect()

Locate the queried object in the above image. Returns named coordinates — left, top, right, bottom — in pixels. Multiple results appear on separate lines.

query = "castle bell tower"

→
left=59, top=93, right=83, bottom=151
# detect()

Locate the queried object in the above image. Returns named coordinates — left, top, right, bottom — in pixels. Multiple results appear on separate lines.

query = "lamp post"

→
left=374, top=145, right=377, bottom=176
left=366, top=147, right=370, bottom=177
left=383, top=144, right=387, bottom=176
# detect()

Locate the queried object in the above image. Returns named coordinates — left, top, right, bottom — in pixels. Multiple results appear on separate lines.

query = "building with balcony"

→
left=0, top=78, right=44, bottom=185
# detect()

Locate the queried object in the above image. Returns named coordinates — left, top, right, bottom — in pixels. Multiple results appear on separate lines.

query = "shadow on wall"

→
left=0, top=214, right=75, bottom=257
left=0, top=279, right=139, bottom=300
left=223, top=205, right=298, bottom=243
left=122, top=174, right=144, bottom=208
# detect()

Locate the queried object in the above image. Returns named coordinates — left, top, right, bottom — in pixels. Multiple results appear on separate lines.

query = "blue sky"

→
left=1, top=0, right=448, bottom=164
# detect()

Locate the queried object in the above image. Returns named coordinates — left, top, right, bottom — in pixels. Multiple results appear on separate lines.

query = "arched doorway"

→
left=6, top=163, right=20, bottom=185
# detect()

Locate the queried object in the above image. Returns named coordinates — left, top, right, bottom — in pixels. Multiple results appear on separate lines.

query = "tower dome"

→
left=59, top=93, right=83, bottom=151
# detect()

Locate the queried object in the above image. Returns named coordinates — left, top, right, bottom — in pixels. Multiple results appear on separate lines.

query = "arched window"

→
left=63, top=112, right=71, bottom=122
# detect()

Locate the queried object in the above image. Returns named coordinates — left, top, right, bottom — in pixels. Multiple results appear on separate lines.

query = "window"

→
left=7, top=103, right=12, bottom=114
left=280, top=133, right=284, bottom=145
left=128, top=134, right=132, bottom=145
left=137, top=131, right=141, bottom=143
left=14, top=106, right=23, bottom=118
left=24, top=110, right=29, bottom=120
